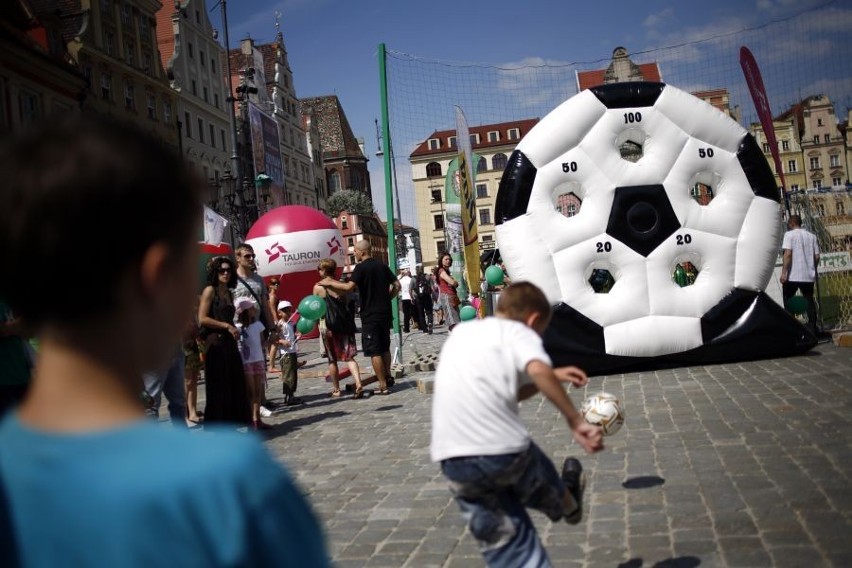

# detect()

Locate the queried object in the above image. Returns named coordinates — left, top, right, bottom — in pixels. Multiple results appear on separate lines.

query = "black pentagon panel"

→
left=543, top=302, right=606, bottom=368
left=606, top=185, right=681, bottom=257
left=700, top=288, right=760, bottom=342
left=737, top=133, right=781, bottom=202
left=495, top=150, right=537, bottom=224
left=589, top=82, right=666, bottom=109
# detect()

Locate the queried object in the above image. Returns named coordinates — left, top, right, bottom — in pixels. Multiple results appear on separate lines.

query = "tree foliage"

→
left=326, top=189, right=375, bottom=217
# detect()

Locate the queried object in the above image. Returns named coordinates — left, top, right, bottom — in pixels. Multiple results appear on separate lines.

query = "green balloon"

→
left=485, top=265, right=505, bottom=287
left=786, top=295, right=808, bottom=315
left=298, top=294, right=327, bottom=320
left=296, top=316, right=316, bottom=334
left=460, top=305, right=477, bottom=321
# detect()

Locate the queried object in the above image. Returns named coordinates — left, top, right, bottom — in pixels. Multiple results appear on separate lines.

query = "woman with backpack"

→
left=314, top=258, right=364, bottom=399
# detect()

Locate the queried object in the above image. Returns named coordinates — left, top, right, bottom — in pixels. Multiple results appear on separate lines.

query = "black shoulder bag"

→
left=324, top=292, right=356, bottom=334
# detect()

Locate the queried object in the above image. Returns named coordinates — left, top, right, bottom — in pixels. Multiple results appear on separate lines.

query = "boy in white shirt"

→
left=431, top=282, right=603, bottom=567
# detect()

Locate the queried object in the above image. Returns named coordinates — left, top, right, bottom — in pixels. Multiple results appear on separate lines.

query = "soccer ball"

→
left=581, top=392, right=624, bottom=436
left=494, top=81, right=808, bottom=373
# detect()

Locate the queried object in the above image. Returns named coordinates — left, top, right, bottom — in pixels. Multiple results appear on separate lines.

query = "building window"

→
left=832, top=177, right=842, bottom=187
left=214, top=93, right=219, bottom=108
left=428, top=138, right=440, bottom=151
left=200, top=50, right=205, bottom=66
left=790, top=184, right=799, bottom=192
left=191, top=80, right=197, bottom=96
left=184, top=112, right=191, bottom=137
left=787, top=160, right=797, bottom=173
left=830, top=155, right=840, bottom=167
left=329, top=170, right=341, bottom=193
left=482, top=234, right=493, bottom=242
left=100, top=73, right=112, bottom=100
left=838, top=202, right=845, bottom=215
left=195, top=9, right=200, bottom=23
left=781, top=140, right=789, bottom=151
left=124, top=41, right=135, bottom=66
left=813, top=135, right=819, bottom=144
left=120, top=3, right=130, bottom=25
left=146, top=93, right=156, bottom=119
left=221, top=129, right=226, bottom=149
left=508, top=128, right=520, bottom=140
left=809, top=157, right=820, bottom=169
left=211, top=58, right=217, bottom=73
left=431, top=189, right=442, bottom=202
left=434, top=214, right=444, bottom=230
left=487, top=131, right=499, bottom=143
left=197, top=118, right=204, bottom=143
left=426, top=162, right=442, bottom=177
left=188, top=42, right=193, bottom=59
left=476, top=156, right=487, bottom=173
left=479, top=208, right=491, bottom=225
left=476, top=183, right=488, bottom=198
left=202, top=86, right=208, bottom=102
left=448, top=136, right=456, bottom=149
left=163, top=99, right=172, bottom=122
left=824, top=134, right=830, bottom=143
left=469, top=133, right=479, bottom=146
left=762, top=143, right=769, bottom=153
left=104, top=30, right=115, bottom=56
left=813, top=180, right=822, bottom=190
left=124, top=82, right=135, bottom=110
left=436, top=240, right=446, bottom=255
left=209, top=124, right=215, bottom=147
left=18, top=90, right=40, bottom=124
left=142, top=52, right=151, bottom=73
left=817, top=118, right=823, bottom=126
left=341, top=217, right=348, bottom=229
left=139, top=16, right=148, bottom=37
left=492, top=153, right=507, bottom=171
left=100, top=0, right=111, bottom=16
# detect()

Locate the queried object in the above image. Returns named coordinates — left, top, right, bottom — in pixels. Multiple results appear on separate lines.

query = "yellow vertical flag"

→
left=454, top=107, right=481, bottom=314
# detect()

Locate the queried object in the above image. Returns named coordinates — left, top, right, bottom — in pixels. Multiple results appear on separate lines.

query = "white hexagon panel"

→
left=495, top=82, right=816, bottom=374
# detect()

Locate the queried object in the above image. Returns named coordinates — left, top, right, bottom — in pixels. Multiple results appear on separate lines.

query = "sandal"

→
left=376, top=389, right=391, bottom=396
left=330, top=390, right=341, bottom=398
left=353, top=386, right=365, bottom=399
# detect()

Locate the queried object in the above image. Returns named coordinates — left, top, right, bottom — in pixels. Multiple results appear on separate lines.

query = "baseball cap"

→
left=277, top=300, right=293, bottom=311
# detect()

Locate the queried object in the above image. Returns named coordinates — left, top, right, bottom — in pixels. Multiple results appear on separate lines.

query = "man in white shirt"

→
left=781, top=214, right=821, bottom=334
left=397, top=267, right=414, bottom=333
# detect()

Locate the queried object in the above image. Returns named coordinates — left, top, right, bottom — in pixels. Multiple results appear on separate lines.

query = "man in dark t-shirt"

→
left=320, top=240, right=400, bottom=393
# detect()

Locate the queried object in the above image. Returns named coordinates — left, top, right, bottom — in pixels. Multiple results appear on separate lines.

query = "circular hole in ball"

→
left=616, top=129, right=646, bottom=163
left=671, top=255, right=702, bottom=288
left=586, top=263, right=618, bottom=294
left=687, top=170, right=723, bottom=206
left=552, top=180, right=583, bottom=218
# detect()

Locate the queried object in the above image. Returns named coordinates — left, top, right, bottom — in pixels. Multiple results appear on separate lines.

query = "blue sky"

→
left=210, top=0, right=850, bottom=225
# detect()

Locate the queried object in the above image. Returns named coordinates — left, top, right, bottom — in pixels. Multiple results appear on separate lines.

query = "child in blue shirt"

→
left=0, top=115, right=329, bottom=567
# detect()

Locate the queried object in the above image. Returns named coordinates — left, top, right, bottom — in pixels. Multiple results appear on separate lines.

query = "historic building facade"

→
left=156, top=0, right=230, bottom=180
left=409, top=119, right=538, bottom=271
left=67, top=0, right=178, bottom=148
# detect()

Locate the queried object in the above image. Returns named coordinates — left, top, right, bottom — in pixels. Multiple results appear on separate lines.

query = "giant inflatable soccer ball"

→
left=246, top=205, right=345, bottom=306
left=495, top=82, right=815, bottom=374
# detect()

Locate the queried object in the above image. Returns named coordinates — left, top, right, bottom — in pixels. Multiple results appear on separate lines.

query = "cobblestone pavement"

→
left=197, top=321, right=852, bottom=567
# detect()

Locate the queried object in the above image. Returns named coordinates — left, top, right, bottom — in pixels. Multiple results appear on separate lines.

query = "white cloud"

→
left=643, top=8, right=675, bottom=29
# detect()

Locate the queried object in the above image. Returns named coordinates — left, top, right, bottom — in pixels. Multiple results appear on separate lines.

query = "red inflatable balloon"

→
left=246, top=205, right=344, bottom=308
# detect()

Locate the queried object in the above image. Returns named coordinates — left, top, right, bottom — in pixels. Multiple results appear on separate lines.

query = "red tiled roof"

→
left=409, top=118, right=539, bottom=158
left=576, top=62, right=661, bottom=91
left=154, top=2, right=177, bottom=73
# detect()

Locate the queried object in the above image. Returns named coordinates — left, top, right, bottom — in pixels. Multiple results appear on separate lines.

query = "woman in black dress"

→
left=198, top=257, right=250, bottom=426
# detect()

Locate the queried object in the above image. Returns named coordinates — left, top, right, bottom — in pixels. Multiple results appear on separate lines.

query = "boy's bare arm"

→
left=526, top=360, right=604, bottom=454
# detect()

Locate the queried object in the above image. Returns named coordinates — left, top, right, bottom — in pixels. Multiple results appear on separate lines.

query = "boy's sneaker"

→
left=561, top=457, right=586, bottom=525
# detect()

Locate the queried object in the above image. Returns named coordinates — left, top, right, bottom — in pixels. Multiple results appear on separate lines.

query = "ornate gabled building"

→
left=576, top=46, right=662, bottom=91
left=155, top=0, right=230, bottom=180
left=409, top=118, right=538, bottom=270
left=0, top=0, right=87, bottom=132
left=66, top=0, right=178, bottom=148
left=334, top=210, right=389, bottom=276
left=300, top=95, right=370, bottom=200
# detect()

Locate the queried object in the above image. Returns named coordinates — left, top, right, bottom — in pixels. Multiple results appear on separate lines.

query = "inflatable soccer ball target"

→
left=495, top=82, right=816, bottom=374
